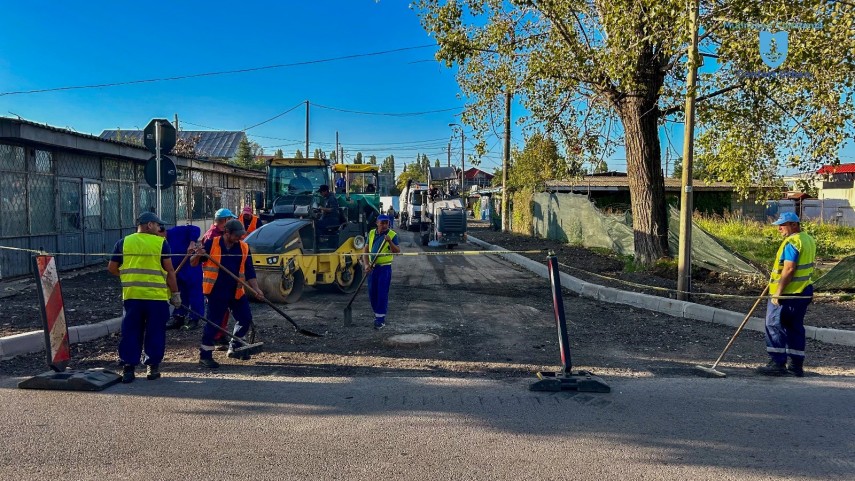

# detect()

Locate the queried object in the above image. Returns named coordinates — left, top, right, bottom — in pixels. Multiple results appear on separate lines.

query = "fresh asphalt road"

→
left=1, top=374, right=853, bottom=480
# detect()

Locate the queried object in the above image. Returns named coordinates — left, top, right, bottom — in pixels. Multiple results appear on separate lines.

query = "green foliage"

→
left=380, top=155, right=396, bottom=178
left=695, top=214, right=855, bottom=267
left=231, top=138, right=265, bottom=170
left=592, top=159, right=609, bottom=174
left=274, top=148, right=284, bottom=159
left=294, top=149, right=304, bottom=159
left=313, top=148, right=326, bottom=159
left=413, top=0, right=855, bottom=264
left=508, top=133, right=568, bottom=191
left=510, top=187, right=534, bottom=235
left=396, top=162, right=428, bottom=191
left=354, top=152, right=363, bottom=164
left=368, top=154, right=377, bottom=165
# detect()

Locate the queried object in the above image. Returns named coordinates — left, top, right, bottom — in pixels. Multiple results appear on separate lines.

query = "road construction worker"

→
left=107, top=212, right=181, bottom=383
left=190, top=219, right=265, bottom=368
left=317, top=185, right=340, bottom=232
left=362, top=214, right=401, bottom=329
left=239, top=205, right=262, bottom=239
left=756, top=212, right=816, bottom=377
left=202, top=208, right=235, bottom=242
left=165, top=224, right=203, bottom=330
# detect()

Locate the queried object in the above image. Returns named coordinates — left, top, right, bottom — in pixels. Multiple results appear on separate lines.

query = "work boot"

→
left=215, top=336, right=230, bottom=351
left=145, top=364, right=161, bottom=381
left=198, top=357, right=220, bottom=369
left=787, top=361, right=804, bottom=377
left=121, top=365, right=135, bottom=384
left=165, top=315, right=186, bottom=330
left=756, top=360, right=787, bottom=376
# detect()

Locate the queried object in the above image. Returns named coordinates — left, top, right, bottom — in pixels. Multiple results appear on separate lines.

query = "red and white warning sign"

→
left=34, top=256, right=70, bottom=371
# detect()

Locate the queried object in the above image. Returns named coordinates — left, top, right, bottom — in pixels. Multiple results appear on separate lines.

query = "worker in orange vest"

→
left=240, top=205, right=262, bottom=239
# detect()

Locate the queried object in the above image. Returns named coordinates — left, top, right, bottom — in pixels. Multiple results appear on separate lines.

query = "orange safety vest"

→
left=241, top=215, right=259, bottom=239
left=202, top=237, right=249, bottom=299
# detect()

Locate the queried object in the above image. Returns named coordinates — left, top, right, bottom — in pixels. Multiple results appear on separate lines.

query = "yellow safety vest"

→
left=769, top=231, right=816, bottom=295
left=119, top=233, right=168, bottom=301
left=368, top=229, right=396, bottom=266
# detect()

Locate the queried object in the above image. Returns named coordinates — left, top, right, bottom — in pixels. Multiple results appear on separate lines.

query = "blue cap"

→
left=377, top=214, right=391, bottom=222
left=137, top=212, right=167, bottom=225
left=215, top=208, right=235, bottom=219
left=772, top=212, right=800, bottom=225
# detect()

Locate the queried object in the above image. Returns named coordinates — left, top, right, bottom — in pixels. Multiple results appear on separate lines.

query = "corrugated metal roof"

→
left=464, top=167, right=494, bottom=180
left=546, top=176, right=735, bottom=191
left=99, top=130, right=246, bottom=159
left=818, top=163, right=855, bottom=175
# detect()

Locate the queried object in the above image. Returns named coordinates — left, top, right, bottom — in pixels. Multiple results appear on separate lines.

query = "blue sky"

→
left=0, top=1, right=850, bottom=178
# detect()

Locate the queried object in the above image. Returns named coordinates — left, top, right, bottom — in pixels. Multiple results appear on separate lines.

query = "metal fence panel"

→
left=28, top=174, right=56, bottom=235
left=0, top=172, right=27, bottom=237
left=0, top=237, right=30, bottom=278
left=0, top=144, right=25, bottom=171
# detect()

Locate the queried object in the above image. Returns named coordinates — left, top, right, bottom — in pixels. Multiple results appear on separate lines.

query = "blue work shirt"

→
left=166, top=225, right=202, bottom=281
left=781, top=243, right=799, bottom=263
left=201, top=237, right=257, bottom=299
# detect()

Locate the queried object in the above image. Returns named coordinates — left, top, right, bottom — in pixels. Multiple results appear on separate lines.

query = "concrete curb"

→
left=468, top=235, right=855, bottom=347
left=0, top=316, right=122, bottom=361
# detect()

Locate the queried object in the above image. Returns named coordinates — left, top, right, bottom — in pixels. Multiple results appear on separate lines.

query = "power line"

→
left=0, top=44, right=436, bottom=97
left=311, top=102, right=461, bottom=117
left=244, top=102, right=304, bottom=131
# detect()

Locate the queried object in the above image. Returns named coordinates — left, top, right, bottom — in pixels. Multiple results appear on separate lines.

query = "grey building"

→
left=0, top=118, right=265, bottom=279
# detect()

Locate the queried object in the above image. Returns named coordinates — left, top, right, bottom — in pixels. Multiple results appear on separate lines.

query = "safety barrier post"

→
left=530, top=251, right=610, bottom=393
left=18, top=255, right=121, bottom=391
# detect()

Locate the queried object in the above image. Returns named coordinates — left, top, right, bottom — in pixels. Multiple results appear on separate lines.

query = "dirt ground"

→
left=2, top=225, right=853, bottom=380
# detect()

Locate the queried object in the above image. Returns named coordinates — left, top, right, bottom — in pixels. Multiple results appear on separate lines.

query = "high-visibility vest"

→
left=202, top=237, right=249, bottom=299
left=769, top=231, right=816, bottom=295
left=367, top=229, right=397, bottom=266
left=241, top=215, right=259, bottom=240
left=119, top=233, right=168, bottom=301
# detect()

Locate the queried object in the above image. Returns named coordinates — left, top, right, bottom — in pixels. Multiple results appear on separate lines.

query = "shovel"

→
left=203, top=254, right=324, bottom=337
left=343, top=238, right=387, bottom=325
left=180, top=305, right=265, bottom=355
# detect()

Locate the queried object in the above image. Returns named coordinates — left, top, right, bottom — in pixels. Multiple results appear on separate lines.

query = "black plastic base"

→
left=18, top=368, right=122, bottom=391
left=530, top=371, right=611, bottom=393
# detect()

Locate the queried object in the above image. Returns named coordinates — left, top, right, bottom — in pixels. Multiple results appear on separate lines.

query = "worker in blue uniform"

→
left=107, top=212, right=181, bottom=383
left=363, top=214, right=401, bottom=329
left=165, top=224, right=203, bottom=330
left=190, top=219, right=265, bottom=368
left=756, top=212, right=816, bottom=377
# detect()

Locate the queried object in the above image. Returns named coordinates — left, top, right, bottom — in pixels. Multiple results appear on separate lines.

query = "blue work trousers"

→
left=367, top=264, right=392, bottom=324
left=172, top=275, right=204, bottom=321
left=119, top=299, right=169, bottom=366
left=200, top=295, right=253, bottom=359
left=765, top=285, right=813, bottom=365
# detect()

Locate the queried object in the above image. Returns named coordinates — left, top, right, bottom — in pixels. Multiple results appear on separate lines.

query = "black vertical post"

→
left=546, top=251, right=572, bottom=374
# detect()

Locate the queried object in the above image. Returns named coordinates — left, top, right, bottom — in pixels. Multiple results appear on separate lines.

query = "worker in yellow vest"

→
left=363, top=214, right=401, bottom=330
left=108, top=212, right=181, bottom=383
left=190, top=219, right=264, bottom=368
left=757, top=212, right=816, bottom=377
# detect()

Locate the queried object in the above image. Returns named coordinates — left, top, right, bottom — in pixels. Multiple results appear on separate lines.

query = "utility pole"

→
left=335, top=131, right=339, bottom=164
left=174, top=113, right=179, bottom=131
left=447, top=143, right=451, bottom=167
left=677, top=0, right=701, bottom=301
left=448, top=124, right=465, bottom=191
left=502, top=91, right=511, bottom=232
left=305, top=100, right=310, bottom=159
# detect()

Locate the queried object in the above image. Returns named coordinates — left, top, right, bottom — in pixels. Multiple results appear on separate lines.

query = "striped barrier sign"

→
left=33, top=255, right=70, bottom=372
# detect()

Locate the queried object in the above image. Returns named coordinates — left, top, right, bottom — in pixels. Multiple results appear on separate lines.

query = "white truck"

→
left=399, top=181, right=429, bottom=231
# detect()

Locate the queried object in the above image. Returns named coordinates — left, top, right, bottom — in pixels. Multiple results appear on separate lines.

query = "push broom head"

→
left=694, top=365, right=727, bottom=378
left=232, top=342, right=265, bottom=356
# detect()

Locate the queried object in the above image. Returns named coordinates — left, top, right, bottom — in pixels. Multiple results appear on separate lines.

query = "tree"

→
left=232, top=138, right=264, bottom=170
left=274, top=148, right=285, bottom=159
left=330, top=150, right=338, bottom=163
left=294, top=149, right=304, bottom=159
left=396, top=162, right=428, bottom=191
left=435, top=159, right=441, bottom=168
left=380, top=155, right=396, bottom=179
left=508, top=133, right=568, bottom=191
left=313, top=148, right=326, bottom=159
left=368, top=154, right=377, bottom=165
left=172, top=133, right=202, bottom=158
left=414, top=0, right=855, bottom=265
left=354, top=152, right=363, bottom=164
left=592, top=159, right=609, bottom=174
left=419, top=154, right=430, bottom=178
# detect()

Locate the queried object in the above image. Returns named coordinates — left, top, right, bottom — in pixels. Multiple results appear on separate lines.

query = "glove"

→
left=169, top=292, right=182, bottom=308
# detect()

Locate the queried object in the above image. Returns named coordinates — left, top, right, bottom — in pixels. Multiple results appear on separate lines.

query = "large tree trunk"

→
left=617, top=96, right=669, bottom=265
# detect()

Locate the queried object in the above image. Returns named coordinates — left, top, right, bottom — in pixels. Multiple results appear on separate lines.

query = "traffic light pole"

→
left=155, top=121, right=162, bottom=218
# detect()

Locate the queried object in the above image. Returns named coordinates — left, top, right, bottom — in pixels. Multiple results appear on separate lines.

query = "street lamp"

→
left=448, top=123, right=464, bottom=191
